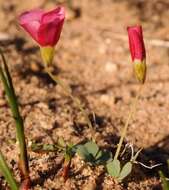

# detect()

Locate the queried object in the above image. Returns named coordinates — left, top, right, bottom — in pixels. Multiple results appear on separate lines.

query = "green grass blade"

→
left=0, top=151, right=19, bottom=190
left=0, top=49, right=29, bottom=179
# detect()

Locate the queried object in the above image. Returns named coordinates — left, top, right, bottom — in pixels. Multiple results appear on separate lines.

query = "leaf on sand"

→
left=106, top=159, right=121, bottom=177
left=118, top=162, right=132, bottom=181
left=84, top=141, right=99, bottom=157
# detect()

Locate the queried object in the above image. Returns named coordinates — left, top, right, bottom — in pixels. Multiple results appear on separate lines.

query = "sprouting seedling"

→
left=107, top=143, right=161, bottom=182
left=29, top=137, right=75, bottom=181
left=18, top=7, right=95, bottom=141
left=106, top=159, right=132, bottom=182
left=57, top=137, right=75, bottom=181
left=0, top=49, right=30, bottom=189
left=106, top=144, right=133, bottom=182
left=76, top=141, right=112, bottom=166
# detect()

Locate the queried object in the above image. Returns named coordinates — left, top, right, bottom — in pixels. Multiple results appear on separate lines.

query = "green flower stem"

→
left=0, top=151, right=19, bottom=190
left=114, top=84, right=143, bottom=160
left=45, top=66, right=95, bottom=140
left=0, top=50, right=29, bottom=180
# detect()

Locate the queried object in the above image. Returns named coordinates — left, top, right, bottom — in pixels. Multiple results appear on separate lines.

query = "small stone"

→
left=30, top=62, right=40, bottom=72
left=105, top=61, right=117, bottom=73
left=100, top=94, right=114, bottom=105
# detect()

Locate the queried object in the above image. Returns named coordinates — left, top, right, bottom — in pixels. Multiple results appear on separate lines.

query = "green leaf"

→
left=0, top=151, right=19, bottom=190
left=106, top=159, right=121, bottom=177
left=76, top=145, right=93, bottom=162
left=118, top=162, right=132, bottom=181
left=95, top=150, right=103, bottom=160
left=84, top=141, right=99, bottom=157
left=159, top=171, right=169, bottom=190
left=95, top=150, right=112, bottom=165
left=76, top=141, right=112, bottom=166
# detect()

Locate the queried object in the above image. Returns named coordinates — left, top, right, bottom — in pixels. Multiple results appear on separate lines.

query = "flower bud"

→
left=127, top=26, right=146, bottom=83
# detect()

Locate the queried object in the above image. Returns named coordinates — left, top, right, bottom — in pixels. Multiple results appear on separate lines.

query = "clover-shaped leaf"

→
left=106, top=159, right=121, bottom=177
left=76, top=144, right=94, bottom=162
left=77, top=141, right=113, bottom=166
left=76, top=141, right=107, bottom=165
left=107, top=160, right=132, bottom=181
left=77, top=145, right=90, bottom=160
left=118, top=162, right=132, bottom=181
left=84, top=141, right=99, bottom=157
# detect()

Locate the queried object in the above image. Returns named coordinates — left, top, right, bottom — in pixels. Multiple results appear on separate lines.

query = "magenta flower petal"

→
left=38, top=20, right=64, bottom=46
left=41, top=7, right=65, bottom=23
left=19, top=9, right=44, bottom=43
left=18, top=7, right=65, bottom=47
left=127, top=26, right=146, bottom=61
left=38, top=7, right=65, bottom=46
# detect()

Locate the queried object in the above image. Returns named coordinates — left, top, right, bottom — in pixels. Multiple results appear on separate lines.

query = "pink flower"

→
left=19, top=7, right=65, bottom=47
left=127, top=25, right=146, bottom=62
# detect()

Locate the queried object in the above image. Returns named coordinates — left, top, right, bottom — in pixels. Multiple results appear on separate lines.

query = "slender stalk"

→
left=114, top=84, right=143, bottom=160
left=0, top=50, right=29, bottom=180
left=45, top=66, right=95, bottom=140
left=0, top=151, right=19, bottom=190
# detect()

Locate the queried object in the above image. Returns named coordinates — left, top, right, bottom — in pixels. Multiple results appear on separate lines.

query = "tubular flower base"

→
left=40, top=46, right=54, bottom=66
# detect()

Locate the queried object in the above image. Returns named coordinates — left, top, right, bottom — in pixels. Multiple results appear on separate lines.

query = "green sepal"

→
left=40, top=46, right=54, bottom=66
left=134, top=59, right=146, bottom=83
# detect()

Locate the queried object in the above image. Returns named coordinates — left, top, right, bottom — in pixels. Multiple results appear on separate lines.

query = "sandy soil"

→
left=0, top=0, right=169, bottom=189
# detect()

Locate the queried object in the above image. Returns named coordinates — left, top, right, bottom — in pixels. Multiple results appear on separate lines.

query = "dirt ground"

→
left=0, top=0, right=169, bottom=189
